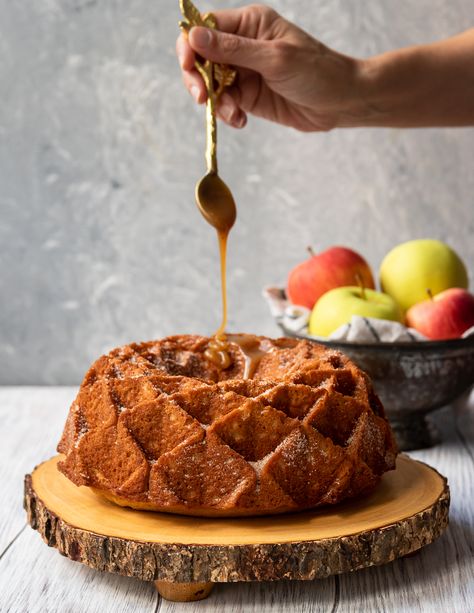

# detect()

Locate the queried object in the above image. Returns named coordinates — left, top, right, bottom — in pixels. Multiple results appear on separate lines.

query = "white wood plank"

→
left=0, top=387, right=76, bottom=554
left=453, top=387, right=474, bottom=462
left=0, top=528, right=157, bottom=613
left=158, top=579, right=336, bottom=613
left=335, top=406, right=474, bottom=613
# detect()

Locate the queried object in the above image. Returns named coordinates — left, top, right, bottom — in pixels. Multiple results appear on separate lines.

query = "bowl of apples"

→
left=265, top=239, right=474, bottom=451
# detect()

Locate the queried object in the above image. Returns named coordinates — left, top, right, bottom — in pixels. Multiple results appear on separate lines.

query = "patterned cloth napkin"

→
left=263, top=286, right=474, bottom=343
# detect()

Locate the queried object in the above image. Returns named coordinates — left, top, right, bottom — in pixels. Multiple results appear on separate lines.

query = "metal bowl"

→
left=279, top=322, right=474, bottom=451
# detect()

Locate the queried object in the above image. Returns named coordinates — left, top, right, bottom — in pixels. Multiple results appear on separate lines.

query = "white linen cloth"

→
left=262, top=286, right=474, bottom=343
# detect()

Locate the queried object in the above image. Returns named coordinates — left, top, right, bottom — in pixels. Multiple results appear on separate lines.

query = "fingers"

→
left=182, top=68, right=207, bottom=104
left=176, top=33, right=195, bottom=71
left=189, top=26, right=272, bottom=72
left=177, top=33, right=206, bottom=104
left=177, top=29, right=248, bottom=128
left=212, top=5, right=279, bottom=37
left=211, top=8, right=245, bottom=34
left=217, top=92, right=247, bottom=129
left=180, top=69, right=247, bottom=127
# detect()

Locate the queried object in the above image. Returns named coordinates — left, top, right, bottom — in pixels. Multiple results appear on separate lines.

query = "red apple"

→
left=287, top=246, right=375, bottom=309
left=406, top=288, right=474, bottom=340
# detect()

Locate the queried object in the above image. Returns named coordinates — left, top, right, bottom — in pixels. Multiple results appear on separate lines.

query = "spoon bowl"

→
left=195, top=172, right=236, bottom=233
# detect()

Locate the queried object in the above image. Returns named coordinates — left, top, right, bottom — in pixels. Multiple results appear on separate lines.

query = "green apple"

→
left=380, top=239, right=468, bottom=312
left=308, top=286, right=403, bottom=337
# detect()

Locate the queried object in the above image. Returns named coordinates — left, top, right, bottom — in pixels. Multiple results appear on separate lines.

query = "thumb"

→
left=189, top=26, right=270, bottom=72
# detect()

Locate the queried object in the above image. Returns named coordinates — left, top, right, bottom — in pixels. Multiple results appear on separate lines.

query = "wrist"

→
left=336, top=56, right=387, bottom=128
left=339, top=46, right=440, bottom=128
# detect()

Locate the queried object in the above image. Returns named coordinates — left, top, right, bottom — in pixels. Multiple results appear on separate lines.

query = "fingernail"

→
left=190, top=85, right=200, bottom=102
left=234, top=114, right=246, bottom=128
left=191, top=26, right=212, bottom=48
left=177, top=48, right=184, bottom=69
left=220, top=99, right=234, bottom=123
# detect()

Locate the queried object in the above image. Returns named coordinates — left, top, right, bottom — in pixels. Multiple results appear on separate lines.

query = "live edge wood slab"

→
left=24, top=455, right=449, bottom=602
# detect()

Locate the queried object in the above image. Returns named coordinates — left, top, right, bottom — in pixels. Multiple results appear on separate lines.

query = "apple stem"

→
left=427, top=288, right=434, bottom=301
left=307, top=246, right=316, bottom=258
left=355, top=273, right=366, bottom=300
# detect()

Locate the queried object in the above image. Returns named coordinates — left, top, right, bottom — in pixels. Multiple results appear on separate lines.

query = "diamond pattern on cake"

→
left=57, top=334, right=397, bottom=516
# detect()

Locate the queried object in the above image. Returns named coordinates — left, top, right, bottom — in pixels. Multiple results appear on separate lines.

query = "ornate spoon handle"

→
left=179, top=0, right=236, bottom=174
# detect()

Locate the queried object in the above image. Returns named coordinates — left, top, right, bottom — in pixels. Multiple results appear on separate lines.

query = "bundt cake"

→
left=57, top=334, right=397, bottom=516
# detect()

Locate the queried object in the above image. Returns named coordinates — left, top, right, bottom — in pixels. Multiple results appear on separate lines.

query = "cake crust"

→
left=57, top=334, right=397, bottom=516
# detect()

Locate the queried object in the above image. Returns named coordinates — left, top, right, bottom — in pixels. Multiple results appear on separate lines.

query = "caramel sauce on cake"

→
left=204, top=228, right=232, bottom=369
left=57, top=334, right=397, bottom=517
left=202, top=216, right=233, bottom=369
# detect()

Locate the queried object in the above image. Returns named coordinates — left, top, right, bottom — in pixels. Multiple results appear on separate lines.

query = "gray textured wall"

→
left=1, top=0, right=473, bottom=384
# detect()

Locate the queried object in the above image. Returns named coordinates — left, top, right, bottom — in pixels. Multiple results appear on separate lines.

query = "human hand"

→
left=176, top=4, right=368, bottom=132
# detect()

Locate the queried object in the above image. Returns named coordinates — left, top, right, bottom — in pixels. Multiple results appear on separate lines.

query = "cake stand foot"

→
left=154, top=580, right=214, bottom=602
left=390, top=413, right=439, bottom=451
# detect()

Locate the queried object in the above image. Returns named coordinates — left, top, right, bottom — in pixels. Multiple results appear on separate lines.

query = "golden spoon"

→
left=179, top=0, right=237, bottom=236
left=179, top=0, right=237, bottom=358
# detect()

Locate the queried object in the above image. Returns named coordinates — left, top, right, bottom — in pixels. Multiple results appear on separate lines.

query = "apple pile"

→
left=286, top=240, right=474, bottom=341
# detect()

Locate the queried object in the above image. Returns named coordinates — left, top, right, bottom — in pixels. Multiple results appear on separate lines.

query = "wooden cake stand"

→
left=24, top=455, right=449, bottom=602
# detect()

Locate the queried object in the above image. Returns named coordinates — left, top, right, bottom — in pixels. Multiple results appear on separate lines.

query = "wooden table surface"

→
left=1, top=386, right=473, bottom=613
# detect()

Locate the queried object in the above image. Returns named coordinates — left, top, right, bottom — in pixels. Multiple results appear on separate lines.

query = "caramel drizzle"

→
left=204, top=230, right=232, bottom=369
left=216, top=230, right=229, bottom=341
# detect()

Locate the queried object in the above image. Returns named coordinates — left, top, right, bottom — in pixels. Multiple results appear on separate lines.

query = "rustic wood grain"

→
left=0, top=387, right=472, bottom=612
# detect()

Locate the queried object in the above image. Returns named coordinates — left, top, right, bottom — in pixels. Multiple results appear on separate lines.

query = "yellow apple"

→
left=380, top=239, right=468, bottom=312
left=309, top=286, right=403, bottom=337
